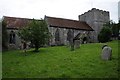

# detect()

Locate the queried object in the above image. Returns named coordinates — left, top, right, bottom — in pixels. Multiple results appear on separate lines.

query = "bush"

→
left=98, top=27, right=112, bottom=43
left=18, top=19, right=50, bottom=52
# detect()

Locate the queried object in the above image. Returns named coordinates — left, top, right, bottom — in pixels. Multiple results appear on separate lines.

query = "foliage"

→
left=19, top=19, right=50, bottom=52
left=2, top=40, right=119, bottom=78
left=2, top=20, right=8, bottom=50
left=98, top=26, right=112, bottom=43
left=103, top=20, right=119, bottom=38
left=112, top=24, right=119, bottom=38
left=98, top=21, right=115, bottom=43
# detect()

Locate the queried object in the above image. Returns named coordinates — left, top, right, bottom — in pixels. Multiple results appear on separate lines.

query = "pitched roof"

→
left=3, top=16, right=34, bottom=29
left=45, top=16, right=93, bottom=31
left=3, top=16, right=93, bottom=31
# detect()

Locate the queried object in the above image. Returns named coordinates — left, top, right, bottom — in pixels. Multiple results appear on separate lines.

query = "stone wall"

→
left=7, top=29, right=21, bottom=49
left=6, top=27, right=90, bottom=48
left=79, top=8, right=110, bottom=42
left=48, top=26, right=89, bottom=46
left=48, top=27, right=69, bottom=45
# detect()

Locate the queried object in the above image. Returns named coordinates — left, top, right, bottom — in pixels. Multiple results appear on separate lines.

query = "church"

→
left=2, top=8, right=110, bottom=49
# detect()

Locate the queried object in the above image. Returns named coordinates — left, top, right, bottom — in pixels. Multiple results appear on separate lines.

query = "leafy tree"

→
left=112, top=23, right=119, bottom=38
left=103, top=20, right=119, bottom=39
left=19, top=19, right=50, bottom=52
left=98, top=26, right=112, bottom=43
left=2, top=20, right=8, bottom=50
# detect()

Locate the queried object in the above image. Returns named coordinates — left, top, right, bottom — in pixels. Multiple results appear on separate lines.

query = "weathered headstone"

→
left=101, top=44, right=112, bottom=60
left=66, top=41, right=70, bottom=47
left=74, top=40, right=80, bottom=49
left=70, top=40, right=74, bottom=51
left=8, top=44, right=17, bottom=50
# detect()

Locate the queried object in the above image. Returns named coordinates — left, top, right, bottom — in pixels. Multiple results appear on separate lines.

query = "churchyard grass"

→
left=2, top=40, right=119, bottom=78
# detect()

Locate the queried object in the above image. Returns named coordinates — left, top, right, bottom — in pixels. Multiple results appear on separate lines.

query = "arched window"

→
left=9, top=31, right=15, bottom=44
left=67, top=29, right=74, bottom=41
left=55, top=28, right=60, bottom=42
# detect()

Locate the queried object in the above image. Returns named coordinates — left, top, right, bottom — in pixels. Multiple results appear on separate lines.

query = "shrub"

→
left=98, top=27, right=112, bottom=43
left=18, top=19, right=50, bottom=52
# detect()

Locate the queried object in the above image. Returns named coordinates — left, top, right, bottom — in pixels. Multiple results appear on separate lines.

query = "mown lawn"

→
left=2, top=40, right=119, bottom=78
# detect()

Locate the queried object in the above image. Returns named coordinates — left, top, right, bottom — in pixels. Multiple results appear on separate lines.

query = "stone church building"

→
left=2, top=8, right=109, bottom=49
left=45, top=16, right=93, bottom=46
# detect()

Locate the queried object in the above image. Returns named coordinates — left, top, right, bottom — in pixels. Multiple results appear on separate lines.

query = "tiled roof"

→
left=3, top=16, right=93, bottom=31
left=3, top=16, right=33, bottom=29
left=45, top=16, right=93, bottom=31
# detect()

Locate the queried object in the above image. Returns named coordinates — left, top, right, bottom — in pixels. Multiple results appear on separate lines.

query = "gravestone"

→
left=66, top=41, right=70, bottom=47
left=101, top=45, right=112, bottom=60
left=8, top=44, right=17, bottom=50
left=74, top=40, right=80, bottom=49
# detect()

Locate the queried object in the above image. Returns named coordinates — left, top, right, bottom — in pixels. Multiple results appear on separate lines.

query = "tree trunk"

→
left=34, top=43, right=39, bottom=52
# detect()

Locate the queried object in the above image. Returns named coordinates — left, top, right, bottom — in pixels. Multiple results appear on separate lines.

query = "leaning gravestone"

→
left=101, top=44, right=112, bottom=60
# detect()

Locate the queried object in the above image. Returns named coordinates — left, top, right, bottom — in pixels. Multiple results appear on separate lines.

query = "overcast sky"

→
left=0, top=0, right=119, bottom=23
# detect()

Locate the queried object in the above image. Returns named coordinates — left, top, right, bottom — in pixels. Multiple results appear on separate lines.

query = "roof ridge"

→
left=46, top=16, right=93, bottom=31
left=3, top=16, right=41, bottom=21
left=3, top=16, right=33, bottom=20
left=46, top=16, right=85, bottom=23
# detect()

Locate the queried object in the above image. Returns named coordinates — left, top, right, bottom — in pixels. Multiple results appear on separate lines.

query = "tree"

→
left=98, top=26, right=112, bottom=43
left=103, top=20, right=119, bottom=39
left=112, top=23, right=119, bottom=38
left=98, top=20, right=120, bottom=42
left=2, top=20, right=8, bottom=51
left=19, top=19, right=50, bottom=52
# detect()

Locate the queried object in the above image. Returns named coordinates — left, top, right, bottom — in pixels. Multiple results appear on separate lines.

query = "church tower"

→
left=79, top=8, right=110, bottom=42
